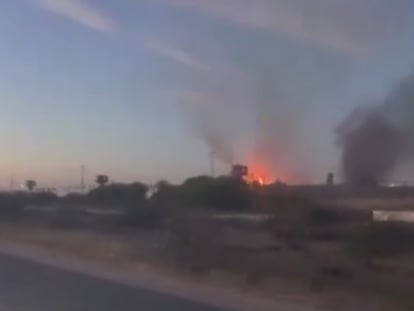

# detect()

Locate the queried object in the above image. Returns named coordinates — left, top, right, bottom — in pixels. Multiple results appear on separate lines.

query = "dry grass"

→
left=333, top=198, right=414, bottom=210
left=1, top=219, right=414, bottom=311
left=0, top=224, right=137, bottom=263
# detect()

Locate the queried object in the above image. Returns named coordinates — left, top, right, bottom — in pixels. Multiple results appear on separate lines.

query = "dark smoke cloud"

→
left=385, top=74, right=414, bottom=154
left=338, top=74, right=414, bottom=186
left=337, top=107, right=401, bottom=185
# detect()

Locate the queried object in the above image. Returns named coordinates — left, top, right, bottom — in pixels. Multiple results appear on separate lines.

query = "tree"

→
left=181, top=176, right=253, bottom=210
left=350, top=223, right=414, bottom=265
left=151, top=180, right=180, bottom=206
left=125, top=182, right=149, bottom=203
left=326, top=173, right=334, bottom=186
left=87, top=182, right=148, bottom=207
left=25, top=180, right=37, bottom=192
left=95, top=175, right=109, bottom=187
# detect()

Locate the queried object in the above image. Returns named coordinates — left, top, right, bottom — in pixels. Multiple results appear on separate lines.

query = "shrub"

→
left=0, top=193, right=26, bottom=220
left=349, top=222, right=414, bottom=262
left=87, top=182, right=148, bottom=207
left=181, top=176, right=253, bottom=210
left=120, top=204, right=165, bottom=229
left=208, top=176, right=253, bottom=210
left=309, top=206, right=341, bottom=226
left=49, top=206, right=89, bottom=229
left=27, top=192, right=59, bottom=207
left=164, top=210, right=225, bottom=273
left=150, top=181, right=181, bottom=207
left=61, top=193, right=87, bottom=204
left=266, top=197, right=342, bottom=246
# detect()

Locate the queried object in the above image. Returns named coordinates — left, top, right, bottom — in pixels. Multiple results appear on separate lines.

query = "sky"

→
left=1, top=0, right=414, bottom=188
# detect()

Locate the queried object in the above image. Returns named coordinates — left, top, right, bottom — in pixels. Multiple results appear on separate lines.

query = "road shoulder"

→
left=0, top=239, right=319, bottom=311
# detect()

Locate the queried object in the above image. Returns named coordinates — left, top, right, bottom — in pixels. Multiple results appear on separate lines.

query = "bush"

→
left=150, top=181, right=181, bottom=207
left=0, top=193, right=26, bottom=220
left=350, top=222, right=414, bottom=262
left=309, top=206, right=341, bottom=226
left=181, top=176, right=253, bottom=210
left=27, top=192, right=59, bottom=207
left=120, top=204, right=165, bottom=229
left=164, top=210, right=225, bottom=273
left=87, top=182, right=148, bottom=207
left=266, top=197, right=342, bottom=246
left=61, top=193, right=87, bottom=205
left=208, top=176, right=253, bottom=210
left=49, top=206, right=90, bottom=229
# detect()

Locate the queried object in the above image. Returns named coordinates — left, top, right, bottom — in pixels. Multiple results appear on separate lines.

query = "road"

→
left=0, top=253, right=228, bottom=311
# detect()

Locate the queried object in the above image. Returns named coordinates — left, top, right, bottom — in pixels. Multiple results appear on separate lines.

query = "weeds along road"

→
left=0, top=253, right=227, bottom=311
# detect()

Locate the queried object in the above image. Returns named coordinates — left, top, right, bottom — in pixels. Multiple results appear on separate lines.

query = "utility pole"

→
left=9, top=174, right=15, bottom=191
left=80, top=165, right=86, bottom=193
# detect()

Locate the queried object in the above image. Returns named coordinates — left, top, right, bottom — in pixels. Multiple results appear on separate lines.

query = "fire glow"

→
left=244, top=174, right=265, bottom=186
left=244, top=160, right=274, bottom=186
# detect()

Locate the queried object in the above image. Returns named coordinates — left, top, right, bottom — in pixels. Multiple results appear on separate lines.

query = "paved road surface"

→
left=0, top=253, right=228, bottom=311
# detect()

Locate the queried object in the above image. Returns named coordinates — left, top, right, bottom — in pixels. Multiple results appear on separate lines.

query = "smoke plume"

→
left=201, top=128, right=234, bottom=165
left=338, top=74, right=414, bottom=186
left=180, top=72, right=303, bottom=182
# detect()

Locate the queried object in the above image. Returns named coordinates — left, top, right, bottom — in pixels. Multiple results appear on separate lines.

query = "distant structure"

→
left=25, top=180, right=37, bottom=192
left=326, top=172, right=335, bottom=186
left=231, top=164, right=248, bottom=180
left=96, top=175, right=109, bottom=187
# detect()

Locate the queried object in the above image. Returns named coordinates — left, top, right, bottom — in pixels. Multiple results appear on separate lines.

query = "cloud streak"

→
left=165, top=0, right=400, bottom=54
left=145, top=37, right=211, bottom=72
left=35, top=0, right=115, bottom=33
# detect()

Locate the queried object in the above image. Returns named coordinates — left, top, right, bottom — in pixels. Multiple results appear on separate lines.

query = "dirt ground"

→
left=0, top=222, right=413, bottom=311
left=0, top=223, right=321, bottom=311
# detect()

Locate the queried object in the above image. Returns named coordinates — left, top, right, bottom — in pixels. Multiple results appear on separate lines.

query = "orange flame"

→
left=244, top=157, right=274, bottom=185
